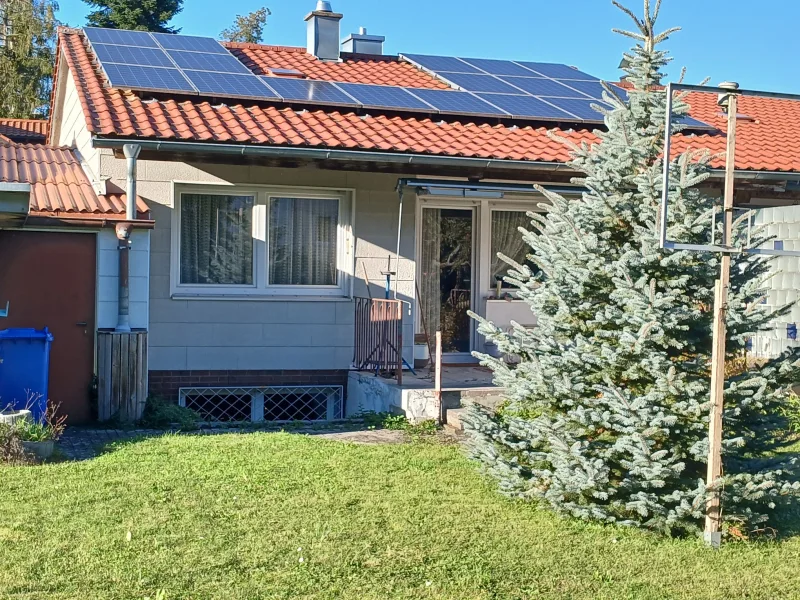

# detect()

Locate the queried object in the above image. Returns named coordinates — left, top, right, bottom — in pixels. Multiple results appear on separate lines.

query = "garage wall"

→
left=96, top=228, right=151, bottom=330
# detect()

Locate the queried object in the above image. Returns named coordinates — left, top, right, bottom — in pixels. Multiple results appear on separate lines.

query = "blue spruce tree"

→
left=463, top=0, right=800, bottom=534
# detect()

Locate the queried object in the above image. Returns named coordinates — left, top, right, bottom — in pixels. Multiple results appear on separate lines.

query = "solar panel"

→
left=410, top=89, right=509, bottom=116
left=102, top=64, right=196, bottom=93
left=546, top=97, right=611, bottom=120
left=91, top=43, right=174, bottom=68
left=477, top=94, right=574, bottom=120
left=85, top=27, right=158, bottom=48
left=264, top=78, right=355, bottom=105
left=151, top=32, right=228, bottom=54
left=337, top=83, right=434, bottom=111
left=400, top=54, right=483, bottom=74
left=439, top=73, right=524, bottom=95
left=459, top=58, right=537, bottom=77
left=184, top=71, right=278, bottom=98
left=516, top=62, right=599, bottom=81
left=552, top=79, right=617, bottom=99
left=168, top=50, right=251, bottom=74
left=499, top=76, right=587, bottom=98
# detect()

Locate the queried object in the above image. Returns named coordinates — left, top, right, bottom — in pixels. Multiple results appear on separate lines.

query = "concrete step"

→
left=444, top=407, right=468, bottom=431
left=442, top=390, right=505, bottom=411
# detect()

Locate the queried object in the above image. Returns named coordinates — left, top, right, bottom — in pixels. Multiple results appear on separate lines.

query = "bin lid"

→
left=0, top=327, right=54, bottom=342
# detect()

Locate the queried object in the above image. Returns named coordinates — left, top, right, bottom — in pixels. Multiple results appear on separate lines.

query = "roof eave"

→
left=91, top=136, right=575, bottom=174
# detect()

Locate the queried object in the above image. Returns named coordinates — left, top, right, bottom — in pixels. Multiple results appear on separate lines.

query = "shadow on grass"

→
left=57, top=423, right=412, bottom=462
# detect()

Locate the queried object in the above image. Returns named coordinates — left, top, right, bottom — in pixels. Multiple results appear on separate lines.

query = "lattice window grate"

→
left=179, top=385, right=344, bottom=424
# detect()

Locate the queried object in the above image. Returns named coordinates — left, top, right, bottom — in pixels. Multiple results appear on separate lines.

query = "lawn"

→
left=2, top=433, right=800, bottom=600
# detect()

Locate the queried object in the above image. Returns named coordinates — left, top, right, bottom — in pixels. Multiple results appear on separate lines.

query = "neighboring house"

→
left=0, top=119, right=48, bottom=144
left=3, top=1, right=797, bottom=423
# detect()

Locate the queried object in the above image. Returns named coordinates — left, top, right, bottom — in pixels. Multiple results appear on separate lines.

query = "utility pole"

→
left=704, top=82, right=740, bottom=548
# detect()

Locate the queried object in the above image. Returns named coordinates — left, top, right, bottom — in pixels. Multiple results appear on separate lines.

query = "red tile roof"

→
left=0, top=141, right=149, bottom=220
left=226, top=43, right=449, bottom=89
left=0, top=119, right=49, bottom=144
left=55, top=29, right=800, bottom=174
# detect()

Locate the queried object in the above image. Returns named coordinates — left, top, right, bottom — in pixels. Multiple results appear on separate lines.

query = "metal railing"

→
left=353, top=297, right=404, bottom=384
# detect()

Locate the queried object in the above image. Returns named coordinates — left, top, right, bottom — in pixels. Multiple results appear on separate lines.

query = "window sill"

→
left=170, top=293, right=353, bottom=302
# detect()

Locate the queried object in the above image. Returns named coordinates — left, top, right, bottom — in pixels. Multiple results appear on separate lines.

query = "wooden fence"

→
left=97, top=330, right=148, bottom=422
left=353, top=297, right=404, bottom=385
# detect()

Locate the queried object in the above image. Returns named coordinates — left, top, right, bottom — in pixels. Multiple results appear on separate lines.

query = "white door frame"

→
left=414, top=194, right=545, bottom=360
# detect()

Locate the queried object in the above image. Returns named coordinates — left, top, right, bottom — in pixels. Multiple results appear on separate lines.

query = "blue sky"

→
left=56, top=0, right=800, bottom=94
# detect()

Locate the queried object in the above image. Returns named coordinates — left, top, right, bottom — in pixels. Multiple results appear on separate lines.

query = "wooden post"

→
left=434, top=331, right=442, bottom=423
left=705, top=88, right=738, bottom=548
left=396, top=301, right=403, bottom=386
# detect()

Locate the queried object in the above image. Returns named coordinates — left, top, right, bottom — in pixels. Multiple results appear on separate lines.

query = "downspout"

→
left=393, top=184, right=404, bottom=299
left=115, top=144, right=141, bottom=333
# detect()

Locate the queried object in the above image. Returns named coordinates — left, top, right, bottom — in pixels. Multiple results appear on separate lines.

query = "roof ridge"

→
left=223, top=42, right=306, bottom=53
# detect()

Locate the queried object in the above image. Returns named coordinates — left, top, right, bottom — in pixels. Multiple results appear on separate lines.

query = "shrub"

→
left=0, top=423, right=29, bottom=466
left=139, top=397, right=199, bottom=430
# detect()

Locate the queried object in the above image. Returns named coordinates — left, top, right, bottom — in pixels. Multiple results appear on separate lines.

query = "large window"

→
left=180, top=194, right=255, bottom=286
left=268, top=197, right=339, bottom=286
left=490, top=210, right=540, bottom=288
left=173, top=187, right=352, bottom=298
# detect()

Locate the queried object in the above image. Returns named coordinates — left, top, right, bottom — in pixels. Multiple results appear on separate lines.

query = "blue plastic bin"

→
left=0, top=328, right=54, bottom=422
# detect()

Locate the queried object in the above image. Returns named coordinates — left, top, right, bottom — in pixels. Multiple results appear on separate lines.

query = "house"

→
left=4, top=1, right=800, bottom=423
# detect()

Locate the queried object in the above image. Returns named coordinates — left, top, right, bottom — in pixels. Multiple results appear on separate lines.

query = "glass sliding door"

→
left=419, top=207, right=475, bottom=354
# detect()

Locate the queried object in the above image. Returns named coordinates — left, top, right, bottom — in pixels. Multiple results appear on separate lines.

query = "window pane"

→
left=180, top=194, right=254, bottom=285
left=491, top=210, right=539, bottom=288
left=269, top=197, right=338, bottom=286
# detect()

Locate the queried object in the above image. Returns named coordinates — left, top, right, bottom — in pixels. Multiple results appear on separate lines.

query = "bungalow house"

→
left=4, top=2, right=800, bottom=423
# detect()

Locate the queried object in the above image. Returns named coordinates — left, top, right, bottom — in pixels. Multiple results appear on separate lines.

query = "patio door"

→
left=419, top=207, right=475, bottom=356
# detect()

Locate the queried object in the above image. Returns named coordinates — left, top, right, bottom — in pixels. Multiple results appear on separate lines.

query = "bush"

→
left=0, top=423, right=29, bottom=466
left=139, top=397, right=199, bottom=430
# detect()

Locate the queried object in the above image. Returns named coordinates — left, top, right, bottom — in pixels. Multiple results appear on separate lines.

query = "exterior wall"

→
left=96, top=228, right=150, bottom=330
left=752, top=205, right=800, bottom=357
left=150, top=369, right=349, bottom=400
left=52, top=68, right=100, bottom=179
left=98, top=152, right=415, bottom=387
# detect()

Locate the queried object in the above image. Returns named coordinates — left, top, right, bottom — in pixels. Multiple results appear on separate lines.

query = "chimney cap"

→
left=719, top=81, right=740, bottom=91
left=316, top=0, right=333, bottom=11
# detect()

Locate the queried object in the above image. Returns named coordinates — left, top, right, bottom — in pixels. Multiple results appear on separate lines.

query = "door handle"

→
left=76, top=322, right=88, bottom=327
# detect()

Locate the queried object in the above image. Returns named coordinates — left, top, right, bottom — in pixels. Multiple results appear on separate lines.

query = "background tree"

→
left=463, top=0, right=800, bottom=535
left=220, top=7, right=270, bottom=44
left=0, top=0, right=58, bottom=118
left=83, top=0, right=182, bottom=33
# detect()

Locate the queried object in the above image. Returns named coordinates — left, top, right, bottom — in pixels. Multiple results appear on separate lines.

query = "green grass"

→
left=2, top=434, right=800, bottom=600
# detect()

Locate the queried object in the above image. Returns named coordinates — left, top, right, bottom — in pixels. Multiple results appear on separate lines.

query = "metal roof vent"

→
left=305, top=1, right=343, bottom=61
left=342, top=26, right=385, bottom=55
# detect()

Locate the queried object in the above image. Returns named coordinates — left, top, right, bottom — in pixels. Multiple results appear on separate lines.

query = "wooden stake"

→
left=705, top=89, right=738, bottom=548
left=434, top=331, right=443, bottom=424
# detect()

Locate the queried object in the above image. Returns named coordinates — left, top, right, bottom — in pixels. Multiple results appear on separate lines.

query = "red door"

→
left=0, top=231, right=96, bottom=423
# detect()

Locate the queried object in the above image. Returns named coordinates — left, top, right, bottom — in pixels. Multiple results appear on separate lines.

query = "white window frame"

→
left=487, top=203, right=544, bottom=294
left=171, top=183, right=354, bottom=299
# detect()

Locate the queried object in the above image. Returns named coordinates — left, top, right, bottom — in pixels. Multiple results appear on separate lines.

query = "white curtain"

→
left=491, top=210, right=534, bottom=287
left=419, top=208, right=442, bottom=339
left=180, top=194, right=254, bottom=285
left=269, top=197, right=338, bottom=286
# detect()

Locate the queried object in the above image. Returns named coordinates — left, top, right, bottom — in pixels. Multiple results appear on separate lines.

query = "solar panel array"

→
left=83, top=28, right=711, bottom=127
left=400, top=53, right=619, bottom=122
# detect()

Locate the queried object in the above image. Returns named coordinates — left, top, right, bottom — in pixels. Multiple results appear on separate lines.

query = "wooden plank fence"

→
left=97, top=330, right=148, bottom=423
